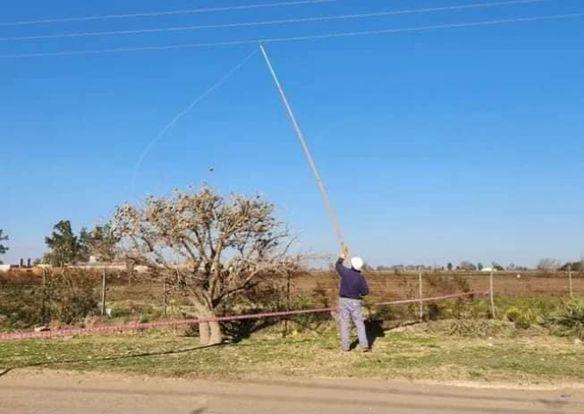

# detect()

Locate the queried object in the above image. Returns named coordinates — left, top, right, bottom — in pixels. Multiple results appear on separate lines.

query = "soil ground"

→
left=1, top=369, right=583, bottom=414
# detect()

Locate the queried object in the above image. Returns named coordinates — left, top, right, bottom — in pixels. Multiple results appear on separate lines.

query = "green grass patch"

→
left=0, top=324, right=582, bottom=384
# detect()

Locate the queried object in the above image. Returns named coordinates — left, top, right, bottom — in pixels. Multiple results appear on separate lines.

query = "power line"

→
left=2, top=12, right=583, bottom=59
left=0, top=0, right=336, bottom=27
left=0, top=0, right=551, bottom=42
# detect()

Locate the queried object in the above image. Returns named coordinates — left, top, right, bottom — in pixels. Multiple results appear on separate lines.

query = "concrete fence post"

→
left=163, top=278, right=168, bottom=317
left=418, top=271, right=423, bottom=320
left=489, top=269, right=496, bottom=318
left=568, top=265, right=574, bottom=299
left=101, top=268, right=107, bottom=316
left=283, top=269, right=291, bottom=338
left=41, top=267, right=47, bottom=325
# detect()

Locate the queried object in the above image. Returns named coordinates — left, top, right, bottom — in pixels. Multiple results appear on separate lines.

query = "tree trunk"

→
left=209, top=320, right=222, bottom=345
left=199, top=321, right=210, bottom=346
left=191, top=296, right=223, bottom=346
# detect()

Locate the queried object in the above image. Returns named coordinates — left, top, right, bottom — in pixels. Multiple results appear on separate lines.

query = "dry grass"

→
left=1, top=323, right=582, bottom=385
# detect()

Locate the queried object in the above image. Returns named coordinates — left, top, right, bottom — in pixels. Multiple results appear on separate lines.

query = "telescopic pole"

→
left=259, top=43, right=346, bottom=249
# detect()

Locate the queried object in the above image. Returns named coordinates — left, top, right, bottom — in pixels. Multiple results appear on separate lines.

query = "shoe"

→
left=362, top=348, right=370, bottom=353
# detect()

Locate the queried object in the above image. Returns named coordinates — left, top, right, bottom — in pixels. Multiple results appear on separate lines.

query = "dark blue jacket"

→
left=335, top=258, right=369, bottom=299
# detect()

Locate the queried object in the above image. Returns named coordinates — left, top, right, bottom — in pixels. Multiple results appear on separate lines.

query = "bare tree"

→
left=0, top=229, right=8, bottom=264
left=458, top=261, right=477, bottom=271
left=112, top=187, right=293, bottom=345
left=537, top=258, right=561, bottom=272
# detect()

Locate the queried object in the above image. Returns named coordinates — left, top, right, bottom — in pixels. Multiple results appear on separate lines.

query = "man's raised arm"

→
left=335, top=243, right=349, bottom=274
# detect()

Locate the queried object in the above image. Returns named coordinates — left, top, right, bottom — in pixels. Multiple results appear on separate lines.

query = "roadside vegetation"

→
left=1, top=295, right=583, bottom=384
left=1, top=316, right=582, bottom=384
left=1, top=186, right=583, bottom=384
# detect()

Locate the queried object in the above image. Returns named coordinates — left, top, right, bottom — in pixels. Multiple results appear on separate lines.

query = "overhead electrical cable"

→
left=0, top=0, right=552, bottom=42
left=2, top=12, right=583, bottom=59
left=0, top=0, right=337, bottom=27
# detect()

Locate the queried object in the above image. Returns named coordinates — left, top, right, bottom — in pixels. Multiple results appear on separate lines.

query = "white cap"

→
left=351, top=257, right=364, bottom=271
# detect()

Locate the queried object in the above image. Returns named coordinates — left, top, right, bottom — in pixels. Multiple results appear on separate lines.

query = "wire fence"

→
left=0, top=268, right=581, bottom=338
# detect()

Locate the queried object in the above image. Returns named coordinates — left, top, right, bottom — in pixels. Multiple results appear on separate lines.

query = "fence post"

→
left=418, top=271, right=423, bottom=320
left=162, top=278, right=168, bottom=317
left=568, top=265, right=573, bottom=299
left=101, top=268, right=107, bottom=316
left=41, top=267, right=47, bottom=325
left=489, top=269, right=496, bottom=318
left=283, top=269, right=291, bottom=338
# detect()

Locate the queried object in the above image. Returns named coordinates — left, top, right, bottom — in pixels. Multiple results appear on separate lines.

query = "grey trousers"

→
left=339, top=297, right=369, bottom=351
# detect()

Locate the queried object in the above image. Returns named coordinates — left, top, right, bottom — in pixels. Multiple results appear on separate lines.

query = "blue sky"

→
left=1, top=0, right=583, bottom=266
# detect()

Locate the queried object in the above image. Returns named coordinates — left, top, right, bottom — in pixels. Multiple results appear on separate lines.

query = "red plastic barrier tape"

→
left=0, top=290, right=488, bottom=342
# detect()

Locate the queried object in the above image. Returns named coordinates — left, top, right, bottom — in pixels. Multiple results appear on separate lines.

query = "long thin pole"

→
left=489, top=270, right=496, bottom=318
left=101, top=268, right=107, bottom=316
left=568, top=265, right=573, bottom=299
left=259, top=43, right=346, bottom=247
left=418, top=271, right=423, bottom=320
left=163, top=277, right=168, bottom=317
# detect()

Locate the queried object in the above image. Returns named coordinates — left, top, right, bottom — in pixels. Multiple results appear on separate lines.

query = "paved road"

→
left=1, top=369, right=583, bottom=414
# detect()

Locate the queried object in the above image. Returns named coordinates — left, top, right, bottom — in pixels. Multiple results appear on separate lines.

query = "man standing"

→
left=336, top=244, right=370, bottom=352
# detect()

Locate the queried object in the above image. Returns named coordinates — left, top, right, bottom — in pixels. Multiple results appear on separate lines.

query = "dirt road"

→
left=1, top=370, right=583, bottom=414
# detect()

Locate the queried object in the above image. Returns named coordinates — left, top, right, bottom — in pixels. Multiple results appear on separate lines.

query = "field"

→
left=2, top=268, right=582, bottom=305
left=0, top=268, right=582, bottom=331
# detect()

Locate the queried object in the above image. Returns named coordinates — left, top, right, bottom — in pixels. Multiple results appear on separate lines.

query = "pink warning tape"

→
left=0, top=290, right=488, bottom=342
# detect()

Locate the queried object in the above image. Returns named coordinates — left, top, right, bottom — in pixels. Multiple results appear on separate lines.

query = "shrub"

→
left=46, top=271, right=99, bottom=325
left=504, top=306, right=534, bottom=329
left=0, top=270, right=99, bottom=328
left=505, top=306, right=522, bottom=322
left=0, top=285, right=45, bottom=329
left=445, top=319, right=516, bottom=338
left=547, top=300, right=584, bottom=340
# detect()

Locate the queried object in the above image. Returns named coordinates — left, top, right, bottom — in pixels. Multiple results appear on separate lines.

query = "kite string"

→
left=130, top=48, right=258, bottom=196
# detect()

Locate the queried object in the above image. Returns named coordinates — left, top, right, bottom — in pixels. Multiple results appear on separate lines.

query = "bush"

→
left=420, top=318, right=516, bottom=337
left=0, top=285, right=44, bottom=329
left=547, top=300, right=584, bottom=340
left=0, top=270, right=99, bottom=329
left=505, top=306, right=522, bottom=322
left=504, top=306, right=536, bottom=329
left=46, top=271, right=99, bottom=325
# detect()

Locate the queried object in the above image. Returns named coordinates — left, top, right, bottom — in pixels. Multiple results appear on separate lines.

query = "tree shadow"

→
left=0, top=368, right=13, bottom=377
left=222, top=318, right=280, bottom=343
left=0, top=342, right=226, bottom=377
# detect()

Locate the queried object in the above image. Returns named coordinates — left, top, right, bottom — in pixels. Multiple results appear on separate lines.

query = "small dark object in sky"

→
left=209, top=168, right=214, bottom=172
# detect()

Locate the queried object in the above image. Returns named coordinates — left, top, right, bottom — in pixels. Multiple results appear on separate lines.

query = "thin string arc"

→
left=130, top=48, right=258, bottom=196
